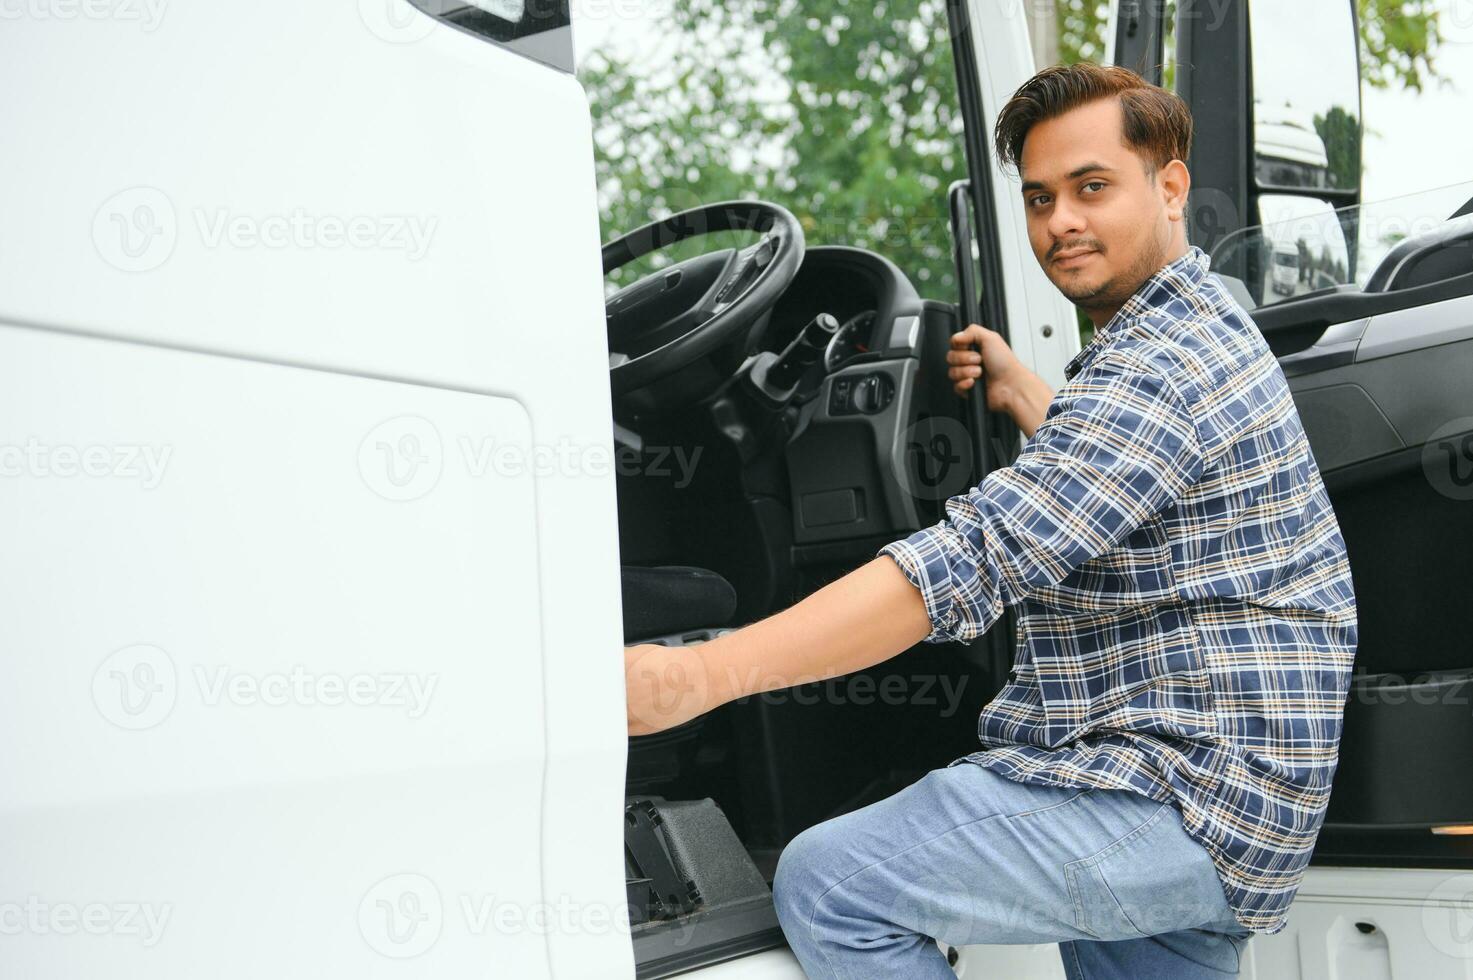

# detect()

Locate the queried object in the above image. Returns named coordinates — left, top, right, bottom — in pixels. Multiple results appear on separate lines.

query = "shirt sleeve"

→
left=880, top=350, right=1204, bottom=644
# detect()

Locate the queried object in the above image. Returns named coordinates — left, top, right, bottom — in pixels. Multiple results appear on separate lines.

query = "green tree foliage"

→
left=1313, top=105, right=1363, bottom=191
left=1056, top=0, right=1110, bottom=66
left=580, top=0, right=970, bottom=298
left=1358, top=0, right=1445, bottom=92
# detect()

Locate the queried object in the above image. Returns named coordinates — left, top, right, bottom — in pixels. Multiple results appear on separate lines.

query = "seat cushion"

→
left=621, top=565, right=737, bottom=642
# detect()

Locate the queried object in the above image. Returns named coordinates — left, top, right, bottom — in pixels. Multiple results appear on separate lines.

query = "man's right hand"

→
left=946, top=323, right=1056, bottom=438
left=946, top=323, right=1023, bottom=412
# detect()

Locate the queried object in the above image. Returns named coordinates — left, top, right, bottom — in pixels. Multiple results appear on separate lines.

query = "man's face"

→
left=1018, top=97, right=1182, bottom=320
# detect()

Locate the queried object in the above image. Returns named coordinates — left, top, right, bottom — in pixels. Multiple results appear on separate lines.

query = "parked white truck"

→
left=3, top=1, right=1473, bottom=977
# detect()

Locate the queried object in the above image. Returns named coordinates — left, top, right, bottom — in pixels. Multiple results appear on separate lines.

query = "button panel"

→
left=828, top=371, right=895, bottom=416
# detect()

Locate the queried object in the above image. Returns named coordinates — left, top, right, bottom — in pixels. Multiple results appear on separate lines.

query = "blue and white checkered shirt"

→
left=879, top=244, right=1358, bottom=935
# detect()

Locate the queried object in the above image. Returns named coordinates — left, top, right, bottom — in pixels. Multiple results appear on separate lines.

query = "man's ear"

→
left=1160, top=159, right=1190, bottom=222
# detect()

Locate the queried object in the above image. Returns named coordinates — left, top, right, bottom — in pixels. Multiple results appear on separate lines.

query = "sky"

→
left=1360, top=5, right=1473, bottom=205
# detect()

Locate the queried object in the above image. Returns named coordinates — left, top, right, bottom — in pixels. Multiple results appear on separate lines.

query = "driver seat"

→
left=620, top=565, right=738, bottom=642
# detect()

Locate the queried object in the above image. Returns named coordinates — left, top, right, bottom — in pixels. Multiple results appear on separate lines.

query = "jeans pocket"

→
left=1065, top=801, right=1234, bottom=942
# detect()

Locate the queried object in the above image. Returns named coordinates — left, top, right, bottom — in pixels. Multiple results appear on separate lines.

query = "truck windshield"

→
left=573, top=0, right=966, bottom=300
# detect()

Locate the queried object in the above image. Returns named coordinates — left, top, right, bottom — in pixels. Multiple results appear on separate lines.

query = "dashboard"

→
left=752, top=245, right=924, bottom=380
left=744, top=244, right=968, bottom=554
left=825, top=310, right=878, bottom=372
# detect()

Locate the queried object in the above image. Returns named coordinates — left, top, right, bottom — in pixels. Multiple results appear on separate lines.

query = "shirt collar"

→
left=1062, top=244, right=1211, bottom=381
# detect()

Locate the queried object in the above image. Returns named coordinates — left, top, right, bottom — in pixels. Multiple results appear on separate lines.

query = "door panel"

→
left=1290, top=330, right=1473, bottom=678
left=0, top=2, right=628, bottom=976
left=0, top=325, right=550, bottom=978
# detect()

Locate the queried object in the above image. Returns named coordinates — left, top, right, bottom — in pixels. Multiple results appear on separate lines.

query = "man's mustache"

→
left=1047, top=239, right=1105, bottom=261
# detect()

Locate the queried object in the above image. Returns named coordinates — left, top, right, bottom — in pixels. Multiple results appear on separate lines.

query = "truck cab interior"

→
left=608, top=198, right=995, bottom=973
left=602, top=1, right=1473, bottom=975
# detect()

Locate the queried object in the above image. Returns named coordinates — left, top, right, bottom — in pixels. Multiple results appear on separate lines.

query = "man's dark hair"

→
left=993, top=62, right=1193, bottom=176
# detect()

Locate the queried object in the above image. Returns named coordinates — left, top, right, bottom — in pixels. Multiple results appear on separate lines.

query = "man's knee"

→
left=772, top=820, right=846, bottom=928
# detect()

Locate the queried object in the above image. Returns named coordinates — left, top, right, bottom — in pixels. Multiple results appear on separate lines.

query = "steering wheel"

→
left=602, top=200, right=805, bottom=397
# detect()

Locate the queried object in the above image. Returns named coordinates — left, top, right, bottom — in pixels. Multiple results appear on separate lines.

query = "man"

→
left=624, top=62, right=1357, bottom=978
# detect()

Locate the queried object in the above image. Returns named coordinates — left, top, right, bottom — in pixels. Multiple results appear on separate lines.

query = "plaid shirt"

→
left=879, top=245, right=1358, bottom=935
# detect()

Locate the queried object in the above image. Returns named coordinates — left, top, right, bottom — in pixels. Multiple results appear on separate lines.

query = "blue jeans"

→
left=772, top=759, right=1253, bottom=979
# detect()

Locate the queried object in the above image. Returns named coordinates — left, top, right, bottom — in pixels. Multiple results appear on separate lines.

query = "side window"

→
left=1217, top=0, right=1473, bottom=307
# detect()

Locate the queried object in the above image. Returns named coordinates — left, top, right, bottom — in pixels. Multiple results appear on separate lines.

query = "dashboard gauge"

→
left=823, top=310, right=877, bottom=372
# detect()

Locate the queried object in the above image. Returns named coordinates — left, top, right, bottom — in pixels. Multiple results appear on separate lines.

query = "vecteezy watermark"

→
left=625, top=642, right=712, bottom=734
left=0, top=438, right=171, bottom=489
left=0, top=0, right=167, bottom=31
left=358, top=416, right=444, bottom=503
left=1452, top=0, right=1473, bottom=33
left=193, top=208, right=437, bottom=261
left=1422, top=873, right=1473, bottom=958
left=358, top=873, right=644, bottom=959
left=92, top=645, right=179, bottom=731
left=1349, top=670, right=1472, bottom=709
left=92, top=187, right=438, bottom=273
left=897, top=415, right=974, bottom=503
left=92, top=645, right=439, bottom=730
left=0, top=897, right=173, bottom=947
left=357, top=0, right=436, bottom=44
left=359, top=874, right=442, bottom=959
left=357, top=416, right=705, bottom=502
left=1422, top=417, right=1473, bottom=503
left=92, top=187, right=177, bottom=273
left=728, top=668, right=971, bottom=717
left=193, top=665, right=437, bottom=718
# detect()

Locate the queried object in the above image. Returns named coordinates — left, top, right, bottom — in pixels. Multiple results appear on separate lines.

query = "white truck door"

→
left=949, top=0, right=1083, bottom=390
left=0, top=3, right=624, bottom=977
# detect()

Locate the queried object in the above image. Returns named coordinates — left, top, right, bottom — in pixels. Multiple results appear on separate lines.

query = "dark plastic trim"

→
left=1251, top=269, right=1473, bottom=356
left=1177, top=0, right=1251, bottom=262
left=1364, top=213, right=1473, bottom=292
left=1112, top=0, right=1167, bottom=84
left=404, top=0, right=573, bottom=73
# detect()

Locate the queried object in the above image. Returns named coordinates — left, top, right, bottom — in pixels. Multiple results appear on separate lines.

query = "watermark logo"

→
left=1423, top=417, right=1473, bottom=502
left=358, top=0, right=436, bottom=44
left=728, top=668, right=971, bottom=716
left=0, top=439, right=172, bottom=488
left=1422, top=873, right=1473, bottom=958
left=359, top=874, right=442, bottom=958
left=93, top=187, right=177, bottom=273
left=1451, top=0, right=1473, bottom=34
left=625, top=643, right=711, bottom=733
left=193, top=209, right=437, bottom=261
left=897, top=415, right=973, bottom=502
left=886, top=865, right=984, bottom=943
left=359, top=416, right=444, bottom=502
left=0, top=0, right=168, bottom=31
left=357, top=417, right=706, bottom=502
left=92, top=646, right=439, bottom=727
left=0, top=897, right=173, bottom=946
left=193, top=665, right=437, bottom=718
left=358, top=873, right=640, bottom=957
left=92, top=644, right=178, bottom=731
left=92, top=188, right=439, bottom=272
